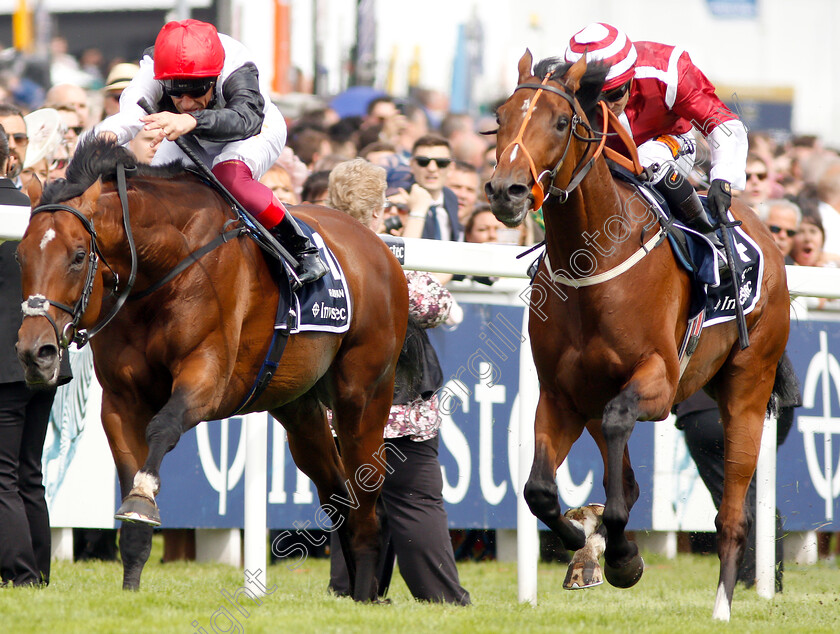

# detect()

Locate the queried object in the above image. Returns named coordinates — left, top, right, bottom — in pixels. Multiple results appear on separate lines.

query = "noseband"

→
left=500, top=74, right=608, bottom=206
left=22, top=162, right=138, bottom=349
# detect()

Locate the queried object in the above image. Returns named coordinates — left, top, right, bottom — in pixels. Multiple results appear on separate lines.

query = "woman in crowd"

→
left=325, top=158, right=469, bottom=605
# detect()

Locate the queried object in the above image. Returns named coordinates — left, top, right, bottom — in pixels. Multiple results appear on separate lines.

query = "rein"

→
left=505, top=74, right=664, bottom=287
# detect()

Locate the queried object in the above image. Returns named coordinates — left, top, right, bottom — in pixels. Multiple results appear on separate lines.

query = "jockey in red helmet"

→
left=565, top=23, right=748, bottom=265
left=97, top=19, right=326, bottom=284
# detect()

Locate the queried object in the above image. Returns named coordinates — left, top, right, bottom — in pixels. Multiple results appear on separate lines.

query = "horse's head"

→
left=485, top=50, right=608, bottom=226
left=16, top=180, right=107, bottom=387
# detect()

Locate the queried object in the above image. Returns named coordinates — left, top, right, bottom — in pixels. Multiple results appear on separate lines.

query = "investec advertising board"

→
left=46, top=297, right=840, bottom=532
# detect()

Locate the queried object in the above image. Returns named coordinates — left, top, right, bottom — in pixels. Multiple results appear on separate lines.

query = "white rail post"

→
left=517, top=306, right=539, bottom=605
left=755, top=412, right=778, bottom=598
left=244, top=412, right=268, bottom=596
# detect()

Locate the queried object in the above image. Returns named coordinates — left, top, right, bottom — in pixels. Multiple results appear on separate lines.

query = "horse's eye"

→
left=556, top=117, right=569, bottom=131
left=71, top=250, right=86, bottom=267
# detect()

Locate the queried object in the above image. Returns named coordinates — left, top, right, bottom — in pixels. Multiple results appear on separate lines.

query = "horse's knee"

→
left=145, top=417, right=182, bottom=453
left=602, top=392, right=640, bottom=438
left=524, top=478, right=560, bottom=520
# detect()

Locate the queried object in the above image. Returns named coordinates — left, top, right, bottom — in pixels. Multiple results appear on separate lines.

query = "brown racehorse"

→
left=15, top=137, right=415, bottom=600
left=485, top=52, right=796, bottom=620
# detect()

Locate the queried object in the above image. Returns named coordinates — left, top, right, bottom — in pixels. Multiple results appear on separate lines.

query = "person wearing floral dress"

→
left=325, top=158, right=470, bottom=605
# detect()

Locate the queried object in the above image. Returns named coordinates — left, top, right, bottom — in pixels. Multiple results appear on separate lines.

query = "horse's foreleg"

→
left=120, top=523, right=155, bottom=590
left=562, top=420, right=640, bottom=589
left=117, top=385, right=206, bottom=526
left=601, top=356, right=672, bottom=589
left=523, top=390, right=587, bottom=550
left=102, top=397, right=156, bottom=591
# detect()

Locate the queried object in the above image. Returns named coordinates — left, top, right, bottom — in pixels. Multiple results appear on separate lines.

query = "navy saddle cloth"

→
left=610, top=166, right=764, bottom=326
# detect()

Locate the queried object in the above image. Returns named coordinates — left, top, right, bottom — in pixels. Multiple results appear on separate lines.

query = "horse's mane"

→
left=41, top=135, right=187, bottom=205
left=533, top=57, right=611, bottom=122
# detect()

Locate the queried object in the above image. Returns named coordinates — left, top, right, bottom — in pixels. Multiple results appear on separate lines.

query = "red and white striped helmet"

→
left=564, top=23, right=637, bottom=90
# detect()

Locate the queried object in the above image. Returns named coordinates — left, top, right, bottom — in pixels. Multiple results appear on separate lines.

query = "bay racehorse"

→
left=15, top=137, right=416, bottom=600
left=485, top=51, right=796, bottom=620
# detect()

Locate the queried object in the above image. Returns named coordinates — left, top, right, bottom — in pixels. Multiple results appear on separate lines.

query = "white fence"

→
left=7, top=215, right=837, bottom=602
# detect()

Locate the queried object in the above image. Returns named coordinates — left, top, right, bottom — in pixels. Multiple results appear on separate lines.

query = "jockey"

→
left=565, top=23, right=748, bottom=258
left=97, top=19, right=326, bottom=284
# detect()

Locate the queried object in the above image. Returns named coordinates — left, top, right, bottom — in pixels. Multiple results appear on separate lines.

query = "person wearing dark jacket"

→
left=0, top=125, right=72, bottom=586
left=96, top=19, right=325, bottom=284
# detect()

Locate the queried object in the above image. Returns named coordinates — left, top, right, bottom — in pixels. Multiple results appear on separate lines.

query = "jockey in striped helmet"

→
left=97, top=19, right=326, bottom=284
left=565, top=22, right=749, bottom=266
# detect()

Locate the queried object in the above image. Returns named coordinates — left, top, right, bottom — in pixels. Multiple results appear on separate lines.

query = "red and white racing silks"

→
left=620, top=41, right=748, bottom=189
left=565, top=23, right=748, bottom=189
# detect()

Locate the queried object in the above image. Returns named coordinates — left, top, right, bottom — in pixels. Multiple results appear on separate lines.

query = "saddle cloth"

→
left=272, top=224, right=351, bottom=335
left=664, top=201, right=763, bottom=327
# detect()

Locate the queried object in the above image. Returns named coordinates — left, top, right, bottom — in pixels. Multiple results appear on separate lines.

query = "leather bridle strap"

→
left=26, top=161, right=138, bottom=348
left=507, top=79, right=607, bottom=206
left=498, top=74, right=554, bottom=210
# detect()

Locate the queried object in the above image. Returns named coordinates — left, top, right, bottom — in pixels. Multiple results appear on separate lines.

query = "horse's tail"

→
left=392, top=315, right=426, bottom=404
left=768, top=352, right=802, bottom=445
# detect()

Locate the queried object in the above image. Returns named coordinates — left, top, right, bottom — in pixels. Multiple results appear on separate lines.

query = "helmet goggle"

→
left=601, top=80, right=632, bottom=103
left=162, top=77, right=216, bottom=99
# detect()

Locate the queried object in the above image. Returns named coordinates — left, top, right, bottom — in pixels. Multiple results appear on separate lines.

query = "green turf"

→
left=1, top=536, right=838, bottom=633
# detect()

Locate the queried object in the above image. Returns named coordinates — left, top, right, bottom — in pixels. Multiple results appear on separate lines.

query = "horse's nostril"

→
left=37, top=344, right=58, bottom=362
left=508, top=184, right=530, bottom=200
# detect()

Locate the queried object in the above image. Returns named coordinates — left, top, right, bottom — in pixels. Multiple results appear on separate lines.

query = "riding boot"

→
left=654, top=166, right=729, bottom=275
left=272, top=212, right=328, bottom=284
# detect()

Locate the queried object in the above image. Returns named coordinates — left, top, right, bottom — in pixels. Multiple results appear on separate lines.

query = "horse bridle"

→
left=22, top=162, right=138, bottom=349
left=501, top=74, right=608, bottom=206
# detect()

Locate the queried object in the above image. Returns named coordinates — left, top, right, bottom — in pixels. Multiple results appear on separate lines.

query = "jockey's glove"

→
left=707, top=179, right=732, bottom=220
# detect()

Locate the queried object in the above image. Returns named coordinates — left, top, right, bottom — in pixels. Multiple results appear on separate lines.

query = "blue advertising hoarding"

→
left=152, top=305, right=840, bottom=533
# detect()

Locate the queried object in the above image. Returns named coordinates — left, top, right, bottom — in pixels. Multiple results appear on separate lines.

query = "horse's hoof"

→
left=564, top=558, right=604, bottom=590
left=115, top=494, right=161, bottom=526
left=604, top=554, right=645, bottom=589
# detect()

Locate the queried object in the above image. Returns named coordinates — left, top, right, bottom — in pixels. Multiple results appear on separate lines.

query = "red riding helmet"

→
left=154, top=19, right=225, bottom=80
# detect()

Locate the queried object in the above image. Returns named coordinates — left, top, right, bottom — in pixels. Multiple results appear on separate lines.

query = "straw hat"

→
left=23, top=108, right=64, bottom=169
left=104, top=62, right=140, bottom=92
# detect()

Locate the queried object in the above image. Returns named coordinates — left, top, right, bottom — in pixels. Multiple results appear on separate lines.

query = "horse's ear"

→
left=25, top=175, right=43, bottom=208
left=81, top=178, right=103, bottom=209
left=518, top=49, right=534, bottom=83
left=563, top=55, right=588, bottom=93
left=575, top=62, right=611, bottom=119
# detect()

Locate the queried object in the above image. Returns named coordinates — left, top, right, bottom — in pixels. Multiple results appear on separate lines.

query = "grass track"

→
left=2, top=536, right=839, bottom=633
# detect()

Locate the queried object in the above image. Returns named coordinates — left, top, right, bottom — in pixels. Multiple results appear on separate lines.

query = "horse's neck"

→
left=101, top=182, right=220, bottom=281
left=544, top=158, right=629, bottom=259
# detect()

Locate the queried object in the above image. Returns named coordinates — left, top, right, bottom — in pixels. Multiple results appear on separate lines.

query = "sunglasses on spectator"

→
left=413, top=156, right=452, bottom=168
left=768, top=225, right=797, bottom=238
left=601, top=81, right=631, bottom=103
left=10, top=133, right=28, bottom=145
left=50, top=158, right=69, bottom=171
left=67, top=126, right=84, bottom=136
left=747, top=171, right=768, bottom=181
